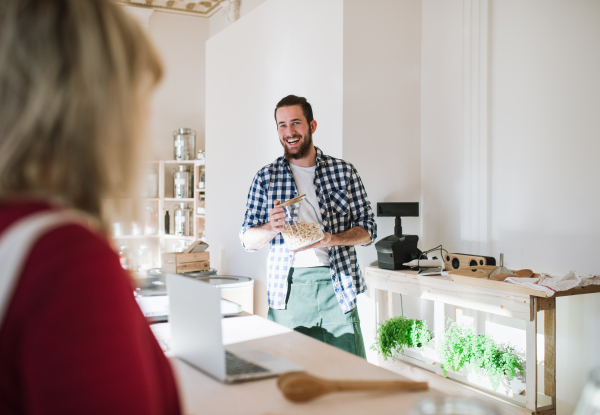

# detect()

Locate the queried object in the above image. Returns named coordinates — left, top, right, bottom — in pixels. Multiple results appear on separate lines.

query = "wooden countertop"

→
left=168, top=315, right=444, bottom=415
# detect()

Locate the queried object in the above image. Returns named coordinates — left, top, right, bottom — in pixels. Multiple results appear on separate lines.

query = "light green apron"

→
left=267, top=266, right=366, bottom=358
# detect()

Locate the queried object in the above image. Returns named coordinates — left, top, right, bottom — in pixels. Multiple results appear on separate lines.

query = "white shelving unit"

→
left=112, top=159, right=205, bottom=270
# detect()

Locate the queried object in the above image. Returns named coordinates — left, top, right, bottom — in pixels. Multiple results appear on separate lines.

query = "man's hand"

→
left=293, top=226, right=371, bottom=252
left=243, top=200, right=288, bottom=251
left=295, top=232, right=332, bottom=251
left=269, top=200, right=286, bottom=232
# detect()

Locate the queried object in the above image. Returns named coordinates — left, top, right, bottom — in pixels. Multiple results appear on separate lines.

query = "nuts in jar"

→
left=278, top=195, right=325, bottom=251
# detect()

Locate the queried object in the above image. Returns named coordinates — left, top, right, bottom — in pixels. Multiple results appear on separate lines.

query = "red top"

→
left=0, top=202, right=181, bottom=415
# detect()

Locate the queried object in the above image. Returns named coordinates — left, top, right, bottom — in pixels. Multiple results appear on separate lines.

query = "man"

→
left=239, top=95, right=377, bottom=357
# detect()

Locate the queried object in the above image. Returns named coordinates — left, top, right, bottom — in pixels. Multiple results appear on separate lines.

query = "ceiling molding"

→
left=115, top=0, right=224, bottom=18
left=118, top=4, right=154, bottom=29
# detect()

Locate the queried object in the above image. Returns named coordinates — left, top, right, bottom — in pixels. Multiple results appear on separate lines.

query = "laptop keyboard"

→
left=225, top=351, right=269, bottom=376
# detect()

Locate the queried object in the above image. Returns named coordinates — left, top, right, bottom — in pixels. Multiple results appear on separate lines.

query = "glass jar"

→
left=144, top=205, right=157, bottom=235
left=174, top=202, right=192, bottom=236
left=279, top=194, right=325, bottom=251
left=198, top=168, right=205, bottom=189
left=138, top=245, right=153, bottom=272
left=118, top=245, right=131, bottom=270
left=173, top=165, right=191, bottom=198
left=173, top=128, right=196, bottom=160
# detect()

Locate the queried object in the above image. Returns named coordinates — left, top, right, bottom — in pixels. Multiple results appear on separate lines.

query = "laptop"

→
left=167, top=273, right=303, bottom=383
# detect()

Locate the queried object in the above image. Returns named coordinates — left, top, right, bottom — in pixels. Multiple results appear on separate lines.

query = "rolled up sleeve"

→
left=348, top=166, right=377, bottom=246
left=239, top=172, right=268, bottom=252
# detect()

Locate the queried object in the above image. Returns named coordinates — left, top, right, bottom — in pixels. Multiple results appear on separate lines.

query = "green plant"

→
left=436, top=320, right=524, bottom=391
left=371, top=316, right=433, bottom=362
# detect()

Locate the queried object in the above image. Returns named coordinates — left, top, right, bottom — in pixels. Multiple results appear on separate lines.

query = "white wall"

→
left=420, top=0, right=463, bottom=251
left=491, top=1, right=600, bottom=412
left=147, top=12, right=209, bottom=159
left=343, top=0, right=422, bottom=363
left=421, top=0, right=600, bottom=412
left=205, top=0, right=344, bottom=318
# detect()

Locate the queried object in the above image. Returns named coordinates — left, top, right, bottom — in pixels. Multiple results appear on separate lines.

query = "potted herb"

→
left=436, top=321, right=524, bottom=392
left=371, top=316, right=433, bottom=361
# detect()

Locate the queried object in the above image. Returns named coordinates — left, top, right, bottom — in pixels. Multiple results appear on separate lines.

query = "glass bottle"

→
left=173, top=165, right=191, bottom=198
left=174, top=203, right=192, bottom=236
left=144, top=205, right=157, bottom=235
left=279, top=194, right=325, bottom=251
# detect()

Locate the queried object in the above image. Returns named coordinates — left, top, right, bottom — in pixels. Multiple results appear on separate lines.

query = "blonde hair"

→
left=0, top=0, right=163, bottom=232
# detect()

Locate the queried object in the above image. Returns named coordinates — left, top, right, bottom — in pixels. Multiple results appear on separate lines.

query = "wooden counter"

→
left=168, top=315, right=445, bottom=415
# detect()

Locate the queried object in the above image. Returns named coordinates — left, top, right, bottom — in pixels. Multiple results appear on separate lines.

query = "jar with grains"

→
left=278, top=194, right=325, bottom=252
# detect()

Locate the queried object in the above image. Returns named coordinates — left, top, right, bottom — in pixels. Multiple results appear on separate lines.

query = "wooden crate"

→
left=161, top=251, right=209, bottom=273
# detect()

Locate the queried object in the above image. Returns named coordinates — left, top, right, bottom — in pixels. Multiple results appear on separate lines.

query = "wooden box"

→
left=161, top=251, right=209, bottom=274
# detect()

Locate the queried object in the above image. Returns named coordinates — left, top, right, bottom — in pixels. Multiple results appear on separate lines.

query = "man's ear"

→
left=310, top=120, right=317, bottom=134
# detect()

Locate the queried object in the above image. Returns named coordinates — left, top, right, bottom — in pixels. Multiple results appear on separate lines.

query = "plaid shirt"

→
left=239, top=147, right=377, bottom=313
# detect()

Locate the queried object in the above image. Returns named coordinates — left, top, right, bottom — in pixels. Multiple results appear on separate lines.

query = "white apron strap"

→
left=0, top=210, right=88, bottom=326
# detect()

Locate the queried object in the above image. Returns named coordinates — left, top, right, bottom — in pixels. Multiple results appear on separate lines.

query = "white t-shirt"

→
left=288, top=163, right=330, bottom=268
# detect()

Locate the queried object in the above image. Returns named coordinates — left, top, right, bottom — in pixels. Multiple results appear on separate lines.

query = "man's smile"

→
left=285, top=136, right=301, bottom=146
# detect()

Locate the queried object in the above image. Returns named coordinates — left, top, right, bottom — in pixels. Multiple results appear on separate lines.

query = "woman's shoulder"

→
left=1, top=201, right=130, bottom=316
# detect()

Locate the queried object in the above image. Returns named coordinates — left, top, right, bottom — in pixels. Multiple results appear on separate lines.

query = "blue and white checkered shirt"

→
left=239, top=147, right=377, bottom=314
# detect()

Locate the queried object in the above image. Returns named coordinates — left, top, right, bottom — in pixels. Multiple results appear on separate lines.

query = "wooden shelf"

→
left=164, top=198, right=194, bottom=202
left=365, top=266, right=568, bottom=414
left=163, top=159, right=196, bottom=164
left=163, top=235, right=195, bottom=240
left=379, top=356, right=553, bottom=415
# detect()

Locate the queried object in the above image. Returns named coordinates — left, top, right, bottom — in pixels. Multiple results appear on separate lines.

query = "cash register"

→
left=374, top=202, right=421, bottom=270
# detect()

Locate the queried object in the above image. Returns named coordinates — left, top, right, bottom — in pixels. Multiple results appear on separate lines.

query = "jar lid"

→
left=178, top=165, right=190, bottom=171
left=278, top=194, right=306, bottom=208
left=178, top=128, right=192, bottom=134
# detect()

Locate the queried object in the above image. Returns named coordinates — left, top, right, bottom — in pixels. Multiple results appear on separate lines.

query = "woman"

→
left=0, top=1, right=181, bottom=414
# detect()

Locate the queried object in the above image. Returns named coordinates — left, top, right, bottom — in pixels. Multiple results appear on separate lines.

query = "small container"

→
left=174, top=202, right=192, bottom=236
left=119, top=245, right=131, bottom=270
left=144, top=205, right=157, bottom=235
left=278, top=194, right=325, bottom=251
left=197, top=150, right=205, bottom=164
left=173, top=128, right=196, bottom=160
left=138, top=245, right=153, bottom=271
left=198, top=168, right=205, bottom=189
left=173, top=165, right=191, bottom=198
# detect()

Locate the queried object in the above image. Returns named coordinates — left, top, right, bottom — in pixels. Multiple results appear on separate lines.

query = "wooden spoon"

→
left=489, top=269, right=534, bottom=281
left=276, top=371, right=428, bottom=402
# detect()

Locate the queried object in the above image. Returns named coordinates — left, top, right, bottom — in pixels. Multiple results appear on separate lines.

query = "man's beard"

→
left=281, top=129, right=313, bottom=160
